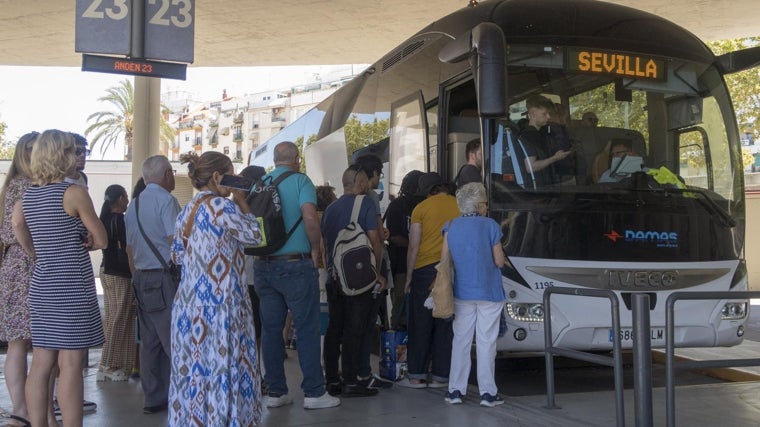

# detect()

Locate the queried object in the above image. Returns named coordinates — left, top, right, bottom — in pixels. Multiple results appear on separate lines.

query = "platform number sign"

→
left=75, top=0, right=132, bottom=55
left=75, top=0, right=195, bottom=64
left=144, top=0, right=195, bottom=63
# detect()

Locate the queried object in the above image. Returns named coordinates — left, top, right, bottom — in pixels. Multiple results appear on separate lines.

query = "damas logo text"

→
left=625, top=229, right=678, bottom=248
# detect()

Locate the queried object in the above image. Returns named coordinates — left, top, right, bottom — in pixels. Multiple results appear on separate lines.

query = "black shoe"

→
left=143, top=403, right=168, bottom=414
left=362, top=374, right=393, bottom=389
left=341, top=383, right=379, bottom=398
left=326, top=381, right=342, bottom=396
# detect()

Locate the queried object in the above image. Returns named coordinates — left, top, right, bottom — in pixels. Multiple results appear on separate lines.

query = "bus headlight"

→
left=506, top=303, right=544, bottom=322
left=720, top=302, right=747, bottom=320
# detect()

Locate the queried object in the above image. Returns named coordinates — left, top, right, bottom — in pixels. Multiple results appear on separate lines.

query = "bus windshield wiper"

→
left=627, top=187, right=737, bottom=228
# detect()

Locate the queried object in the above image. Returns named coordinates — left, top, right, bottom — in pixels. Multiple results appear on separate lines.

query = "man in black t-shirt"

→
left=385, top=170, right=424, bottom=328
left=520, top=95, right=572, bottom=186
left=455, top=138, right=482, bottom=189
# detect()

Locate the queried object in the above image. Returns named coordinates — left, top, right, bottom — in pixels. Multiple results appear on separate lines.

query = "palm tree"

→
left=85, top=79, right=175, bottom=160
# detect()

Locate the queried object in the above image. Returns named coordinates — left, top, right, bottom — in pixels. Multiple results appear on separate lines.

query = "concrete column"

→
left=132, top=76, right=162, bottom=186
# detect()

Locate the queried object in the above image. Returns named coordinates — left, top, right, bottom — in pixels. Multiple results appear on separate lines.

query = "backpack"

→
left=331, top=195, right=377, bottom=296
left=244, top=170, right=303, bottom=256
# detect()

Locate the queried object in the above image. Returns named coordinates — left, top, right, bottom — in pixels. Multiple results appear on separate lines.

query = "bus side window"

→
left=678, top=128, right=709, bottom=188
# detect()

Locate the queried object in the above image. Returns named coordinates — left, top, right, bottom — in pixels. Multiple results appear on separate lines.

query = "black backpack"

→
left=244, top=170, right=303, bottom=256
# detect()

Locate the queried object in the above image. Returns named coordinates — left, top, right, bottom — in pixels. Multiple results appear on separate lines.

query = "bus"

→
left=250, top=0, right=760, bottom=352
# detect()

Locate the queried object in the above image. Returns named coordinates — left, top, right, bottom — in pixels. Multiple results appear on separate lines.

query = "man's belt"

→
left=256, top=252, right=311, bottom=261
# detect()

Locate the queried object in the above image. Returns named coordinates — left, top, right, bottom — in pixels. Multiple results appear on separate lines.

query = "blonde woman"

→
left=12, top=129, right=107, bottom=427
left=0, top=131, right=38, bottom=427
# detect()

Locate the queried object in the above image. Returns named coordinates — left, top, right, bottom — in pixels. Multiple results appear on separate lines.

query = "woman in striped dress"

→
left=12, top=129, right=107, bottom=427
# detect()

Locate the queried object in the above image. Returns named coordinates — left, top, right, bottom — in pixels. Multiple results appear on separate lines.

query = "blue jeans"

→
left=254, top=258, right=325, bottom=397
left=407, top=263, right=453, bottom=382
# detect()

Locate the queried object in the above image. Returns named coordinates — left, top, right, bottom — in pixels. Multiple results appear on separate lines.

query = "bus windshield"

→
left=487, top=47, right=744, bottom=263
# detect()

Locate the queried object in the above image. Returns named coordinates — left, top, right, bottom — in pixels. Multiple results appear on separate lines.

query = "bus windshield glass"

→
left=487, top=46, right=743, bottom=263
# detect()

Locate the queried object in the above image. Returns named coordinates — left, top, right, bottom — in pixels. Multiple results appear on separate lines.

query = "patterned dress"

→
left=0, top=177, right=33, bottom=342
left=169, top=191, right=264, bottom=427
left=22, top=182, right=104, bottom=349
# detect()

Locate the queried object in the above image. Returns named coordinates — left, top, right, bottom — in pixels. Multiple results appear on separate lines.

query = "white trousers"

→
left=448, top=298, right=503, bottom=396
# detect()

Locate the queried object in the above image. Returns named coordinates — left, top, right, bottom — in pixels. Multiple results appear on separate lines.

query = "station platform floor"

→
left=2, top=342, right=760, bottom=427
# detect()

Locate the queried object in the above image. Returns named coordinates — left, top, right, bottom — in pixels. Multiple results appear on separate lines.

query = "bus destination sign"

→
left=82, top=54, right=187, bottom=80
left=567, top=48, right=666, bottom=81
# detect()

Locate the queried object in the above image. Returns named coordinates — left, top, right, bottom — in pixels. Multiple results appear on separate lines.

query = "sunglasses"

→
left=75, top=147, right=91, bottom=156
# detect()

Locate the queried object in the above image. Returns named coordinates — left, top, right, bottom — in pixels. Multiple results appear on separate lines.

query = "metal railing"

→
left=543, top=287, right=626, bottom=426
left=665, top=291, right=760, bottom=427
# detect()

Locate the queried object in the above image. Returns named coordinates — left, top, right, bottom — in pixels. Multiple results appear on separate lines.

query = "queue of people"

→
left=0, top=134, right=510, bottom=426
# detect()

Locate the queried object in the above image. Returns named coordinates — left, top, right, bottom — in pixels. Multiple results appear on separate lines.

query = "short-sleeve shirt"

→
left=444, top=216, right=505, bottom=302
left=410, top=193, right=459, bottom=269
left=455, top=164, right=482, bottom=188
left=264, top=166, right=317, bottom=255
left=125, top=183, right=180, bottom=270
left=520, top=126, right=553, bottom=186
left=385, top=195, right=415, bottom=275
left=321, top=194, right=377, bottom=266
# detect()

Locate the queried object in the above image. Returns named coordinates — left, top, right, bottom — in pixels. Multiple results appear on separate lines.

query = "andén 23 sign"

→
left=567, top=48, right=666, bottom=80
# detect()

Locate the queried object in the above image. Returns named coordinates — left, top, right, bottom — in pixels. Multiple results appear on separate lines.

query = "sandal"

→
left=396, top=377, right=427, bottom=388
left=96, top=368, right=128, bottom=382
left=3, top=415, right=31, bottom=427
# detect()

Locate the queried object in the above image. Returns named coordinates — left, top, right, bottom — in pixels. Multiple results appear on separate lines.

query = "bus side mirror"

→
left=440, top=22, right=507, bottom=118
left=717, top=45, right=760, bottom=75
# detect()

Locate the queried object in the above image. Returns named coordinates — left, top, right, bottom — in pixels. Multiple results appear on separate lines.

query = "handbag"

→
left=429, top=222, right=455, bottom=319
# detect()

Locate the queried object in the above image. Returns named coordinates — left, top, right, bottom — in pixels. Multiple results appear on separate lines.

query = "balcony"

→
left=234, top=113, right=244, bottom=124
left=233, top=132, right=243, bottom=142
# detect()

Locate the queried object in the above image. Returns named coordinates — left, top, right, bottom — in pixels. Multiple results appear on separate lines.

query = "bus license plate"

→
left=609, top=328, right=665, bottom=343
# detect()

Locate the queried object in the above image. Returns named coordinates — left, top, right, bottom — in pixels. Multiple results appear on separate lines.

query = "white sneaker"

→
left=303, top=392, right=341, bottom=409
left=265, top=394, right=294, bottom=408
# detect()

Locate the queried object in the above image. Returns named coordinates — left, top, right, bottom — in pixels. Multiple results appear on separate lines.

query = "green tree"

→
left=0, top=121, right=12, bottom=159
left=84, top=79, right=175, bottom=160
left=708, top=38, right=760, bottom=141
left=343, top=115, right=390, bottom=160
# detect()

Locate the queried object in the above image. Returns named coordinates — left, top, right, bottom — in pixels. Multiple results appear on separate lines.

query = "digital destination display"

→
left=567, top=48, right=666, bottom=81
left=82, top=54, right=187, bottom=80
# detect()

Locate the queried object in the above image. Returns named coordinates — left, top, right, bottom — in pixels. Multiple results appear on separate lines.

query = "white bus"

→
left=251, top=0, right=760, bottom=352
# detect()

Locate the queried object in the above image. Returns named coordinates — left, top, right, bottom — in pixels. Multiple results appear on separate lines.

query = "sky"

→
left=0, top=64, right=363, bottom=160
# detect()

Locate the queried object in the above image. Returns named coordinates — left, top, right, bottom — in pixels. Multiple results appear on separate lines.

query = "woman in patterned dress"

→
left=12, top=129, right=107, bottom=427
left=169, top=151, right=265, bottom=427
left=0, top=131, right=38, bottom=427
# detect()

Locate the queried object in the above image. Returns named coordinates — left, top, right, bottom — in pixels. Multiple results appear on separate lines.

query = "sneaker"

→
left=303, top=392, right=341, bottom=409
left=362, top=374, right=393, bottom=389
left=326, top=382, right=342, bottom=396
left=445, top=390, right=463, bottom=404
left=479, top=393, right=505, bottom=407
left=340, top=383, right=379, bottom=398
left=83, top=400, right=97, bottom=413
left=265, top=393, right=294, bottom=408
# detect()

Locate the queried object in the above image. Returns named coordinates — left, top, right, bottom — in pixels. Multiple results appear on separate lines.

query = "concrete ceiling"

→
left=0, top=0, right=758, bottom=68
